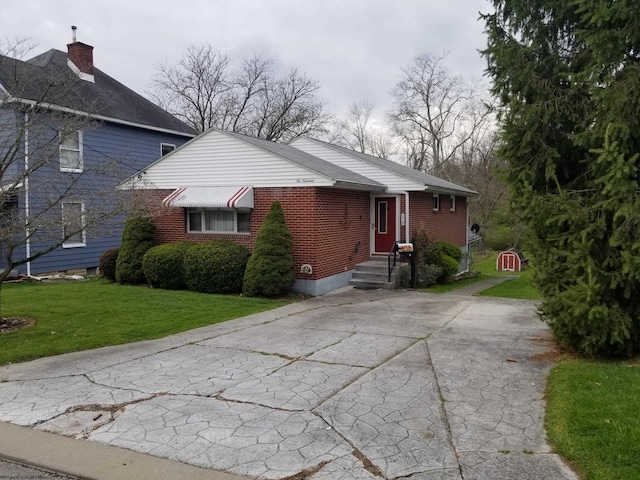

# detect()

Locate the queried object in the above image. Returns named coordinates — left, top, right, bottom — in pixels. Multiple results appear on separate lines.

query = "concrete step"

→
left=349, top=278, right=396, bottom=290
left=351, top=271, right=395, bottom=283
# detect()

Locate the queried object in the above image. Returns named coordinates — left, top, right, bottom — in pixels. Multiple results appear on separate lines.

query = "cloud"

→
left=1, top=0, right=492, bottom=118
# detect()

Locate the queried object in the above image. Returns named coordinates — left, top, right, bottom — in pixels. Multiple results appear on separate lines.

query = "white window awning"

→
left=162, top=186, right=254, bottom=209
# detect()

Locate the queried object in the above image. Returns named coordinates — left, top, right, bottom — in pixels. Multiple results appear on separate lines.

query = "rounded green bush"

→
left=184, top=240, right=250, bottom=294
left=116, top=214, right=156, bottom=285
left=433, top=240, right=463, bottom=262
left=142, top=242, right=194, bottom=290
left=99, top=248, right=119, bottom=282
left=439, top=255, right=460, bottom=284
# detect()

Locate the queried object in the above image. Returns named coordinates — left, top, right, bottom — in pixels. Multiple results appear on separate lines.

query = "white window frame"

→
left=187, top=208, right=251, bottom=234
left=450, top=195, right=456, bottom=212
left=433, top=194, right=440, bottom=212
left=62, top=202, right=86, bottom=248
left=160, top=143, right=176, bottom=157
left=59, top=130, right=83, bottom=173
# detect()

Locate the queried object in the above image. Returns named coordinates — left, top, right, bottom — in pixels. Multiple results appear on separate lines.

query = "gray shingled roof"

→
left=299, top=137, right=478, bottom=196
left=223, top=130, right=385, bottom=191
left=0, top=49, right=195, bottom=135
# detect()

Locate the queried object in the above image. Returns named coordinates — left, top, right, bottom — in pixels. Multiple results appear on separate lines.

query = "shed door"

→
left=501, top=253, right=517, bottom=271
left=374, top=197, right=396, bottom=253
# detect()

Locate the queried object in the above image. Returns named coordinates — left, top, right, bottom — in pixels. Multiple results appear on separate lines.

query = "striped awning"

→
left=162, top=186, right=253, bottom=209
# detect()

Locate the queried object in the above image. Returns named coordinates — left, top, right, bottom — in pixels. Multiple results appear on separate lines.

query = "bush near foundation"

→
left=142, top=242, right=194, bottom=290
left=184, top=241, right=250, bottom=294
left=116, top=214, right=156, bottom=285
left=243, top=201, right=295, bottom=297
left=414, top=226, right=461, bottom=286
left=99, top=248, right=119, bottom=282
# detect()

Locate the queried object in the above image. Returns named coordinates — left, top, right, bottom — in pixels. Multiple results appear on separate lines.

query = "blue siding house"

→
left=0, top=37, right=195, bottom=277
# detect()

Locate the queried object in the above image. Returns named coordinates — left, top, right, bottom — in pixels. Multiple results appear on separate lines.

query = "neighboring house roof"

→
left=293, top=137, right=478, bottom=196
left=0, top=49, right=195, bottom=137
left=120, top=128, right=386, bottom=192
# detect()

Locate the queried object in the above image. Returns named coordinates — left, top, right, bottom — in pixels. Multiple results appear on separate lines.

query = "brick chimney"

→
left=67, top=41, right=94, bottom=76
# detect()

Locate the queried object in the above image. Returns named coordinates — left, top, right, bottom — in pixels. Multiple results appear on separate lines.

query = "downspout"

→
left=24, top=112, right=31, bottom=277
left=399, top=191, right=410, bottom=242
left=465, top=196, right=470, bottom=273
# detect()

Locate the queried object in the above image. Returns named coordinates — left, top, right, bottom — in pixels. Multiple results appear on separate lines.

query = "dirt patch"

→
left=528, top=336, right=567, bottom=362
left=0, top=317, right=35, bottom=334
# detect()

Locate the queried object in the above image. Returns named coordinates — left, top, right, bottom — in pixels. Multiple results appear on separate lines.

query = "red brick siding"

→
left=312, top=188, right=371, bottom=279
left=408, top=192, right=467, bottom=246
left=147, top=187, right=371, bottom=281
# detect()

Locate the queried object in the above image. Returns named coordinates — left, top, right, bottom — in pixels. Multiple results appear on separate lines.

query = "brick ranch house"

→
left=121, top=128, right=477, bottom=295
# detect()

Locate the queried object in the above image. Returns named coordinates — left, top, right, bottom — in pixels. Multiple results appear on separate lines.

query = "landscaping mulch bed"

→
left=0, top=317, right=35, bottom=334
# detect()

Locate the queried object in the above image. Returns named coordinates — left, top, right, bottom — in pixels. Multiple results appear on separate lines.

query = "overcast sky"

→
left=1, top=0, right=493, bottom=118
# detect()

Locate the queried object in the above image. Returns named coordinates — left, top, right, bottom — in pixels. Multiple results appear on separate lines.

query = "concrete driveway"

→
left=0, top=288, right=576, bottom=480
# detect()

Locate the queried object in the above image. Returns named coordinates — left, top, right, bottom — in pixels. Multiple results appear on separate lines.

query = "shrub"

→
left=439, top=255, right=460, bottom=284
left=116, top=214, right=156, bottom=285
left=184, top=241, right=250, bottom=294
left=99, top=248, right=119, bottom=282
left=142, top=242, right=194, bottom=290
left=417, top=263, right=442, bottom=287
left=433, top=240, right=463, bottom=262
left=243, top=201, right=295, bottom=297
left=413, top=226, right=461, bottom=285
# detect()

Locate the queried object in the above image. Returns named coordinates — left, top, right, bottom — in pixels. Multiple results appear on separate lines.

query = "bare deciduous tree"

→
left=389, top=52, right=493, bottom=175
left=149, top=44, right=329, bottom=142
left=329, top=100, right=396, bottom=159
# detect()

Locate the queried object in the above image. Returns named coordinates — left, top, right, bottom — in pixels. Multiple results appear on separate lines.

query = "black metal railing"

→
left=388, top=242, right=398, bottom=282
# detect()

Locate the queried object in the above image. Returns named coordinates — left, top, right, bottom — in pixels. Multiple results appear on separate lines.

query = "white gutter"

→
left=24, top=112, right=31, bottom=277
left=3, top=96, right=195, bottom=138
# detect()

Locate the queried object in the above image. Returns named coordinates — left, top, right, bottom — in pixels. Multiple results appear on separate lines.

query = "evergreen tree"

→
left=116, top=214, right=156, bottom=285
left=243, top=201, right=295, bottom=297
left=483, top=0, right=640, bottom=356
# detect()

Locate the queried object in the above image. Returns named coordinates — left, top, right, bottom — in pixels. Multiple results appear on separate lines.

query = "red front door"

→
left=374, top=197, right=396, bottom=253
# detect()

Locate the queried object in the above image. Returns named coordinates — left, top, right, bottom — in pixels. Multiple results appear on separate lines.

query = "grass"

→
left=546, top=359, right=640, bottom=480
left=0, top=279, right=295, bottom=365
left=423, top=274, right=490, bottom=294
left=419, top=250, right=541, bottom=300
left=471, top=250, right=541, bottom=300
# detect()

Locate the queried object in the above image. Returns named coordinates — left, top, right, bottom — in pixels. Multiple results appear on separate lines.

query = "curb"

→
left=0, top=422, right=249, bottom=480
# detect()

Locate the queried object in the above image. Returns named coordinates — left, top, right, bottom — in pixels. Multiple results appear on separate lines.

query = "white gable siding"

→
left=137, top=130, right=332, bottom=189
left=290, top=138, right=424, bottom=191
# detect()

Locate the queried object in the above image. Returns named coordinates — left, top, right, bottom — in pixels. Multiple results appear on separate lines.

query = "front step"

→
left=349, top=259, right=406, bottom=290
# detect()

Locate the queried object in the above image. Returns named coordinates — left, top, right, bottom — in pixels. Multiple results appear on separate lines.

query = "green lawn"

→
left=546, top=360, right=640, bottom=480
left=420, top=251, right=541, bottom=300
left=0, top=279, right=294, bottom=365
left=471, top=250, right=541, bottom=300
left=423, top=274, right=490, bottom=294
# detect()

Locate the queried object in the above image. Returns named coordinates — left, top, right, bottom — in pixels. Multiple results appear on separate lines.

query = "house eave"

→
left=332, top=180, right=386, bottom=192
left=1, top=96, right=196, bottom=138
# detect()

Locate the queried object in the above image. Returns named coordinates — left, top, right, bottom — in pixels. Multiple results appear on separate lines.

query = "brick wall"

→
left=146, top=187, right=371, bottom=281
left=409, top=192, right=467, bottom=246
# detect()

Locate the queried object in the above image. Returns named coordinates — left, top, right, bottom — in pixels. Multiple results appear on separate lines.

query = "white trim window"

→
left=188, top=208, right=250, bottom=234
left=433, top=194, right=440, bottom=212
left=161, top=143, right=176, bottom=156
left=62, top=202, right=86, bottom=247
left=59, top=130, right=83, bottom=172
left=450, top=195, right=456, bottom=212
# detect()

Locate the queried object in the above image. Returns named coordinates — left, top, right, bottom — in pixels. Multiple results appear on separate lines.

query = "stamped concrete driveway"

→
left=0, top=289, right=576, bottom=480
